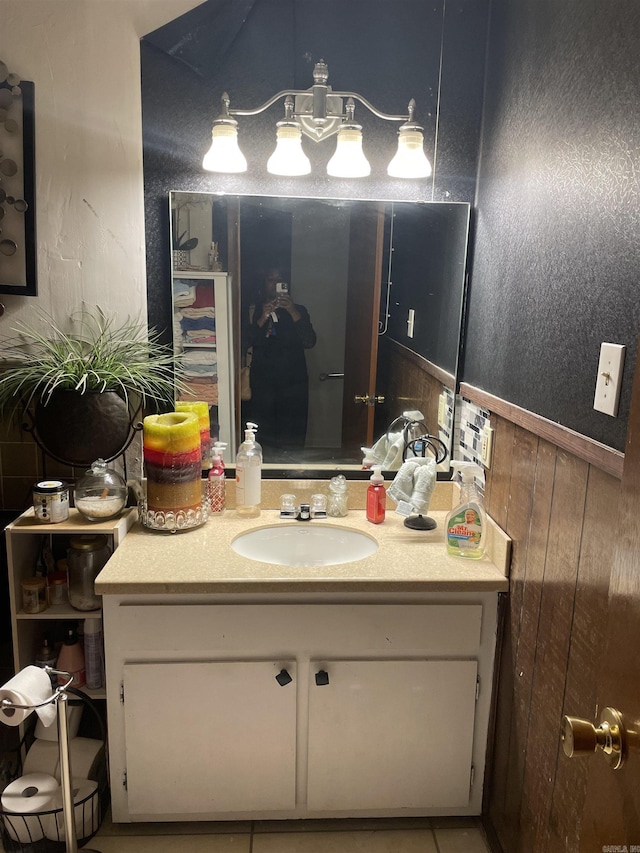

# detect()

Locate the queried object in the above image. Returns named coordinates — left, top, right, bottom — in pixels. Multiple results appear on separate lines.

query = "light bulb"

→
left=387, top=125, right=432, bottom=179
left=267, top=122, right=311, bottom=176
left=202, top=122, right=247, bottom=173
left=327, top=125, right=371, bottom=178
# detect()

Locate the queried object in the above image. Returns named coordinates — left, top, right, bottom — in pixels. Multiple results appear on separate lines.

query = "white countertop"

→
left=95, top=505, right=510, bottom=595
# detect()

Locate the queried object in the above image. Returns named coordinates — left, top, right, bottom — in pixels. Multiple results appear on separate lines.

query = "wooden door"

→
left=341, top=203, right=385, bottom=452
left=577, top=341, right=640, bottom=847
left=123, top=660, right=297, bottom=816
left=306, top=659, right=478, bottom=811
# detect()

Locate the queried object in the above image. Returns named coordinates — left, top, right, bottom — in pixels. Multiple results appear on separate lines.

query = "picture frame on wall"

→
left=0, top=63, right=37, bottom=297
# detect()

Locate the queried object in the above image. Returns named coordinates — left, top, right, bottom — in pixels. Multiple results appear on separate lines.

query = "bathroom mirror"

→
left=169, top=192, right=470, bottom=472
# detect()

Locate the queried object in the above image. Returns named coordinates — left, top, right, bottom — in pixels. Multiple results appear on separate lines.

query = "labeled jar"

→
left=33, top=480, right=69, bottom=524
left=22, top=577, right=48, bottom=613
left=67, top=535, right=111, bottom=611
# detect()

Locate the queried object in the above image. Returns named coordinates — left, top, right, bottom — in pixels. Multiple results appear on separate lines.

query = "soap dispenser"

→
left=235, top=425, right=262, bottom=518
left=445, top=461, right=486, bottom=559
left=366, top=466, right=386, bottom=524
left=208, top=442, right=227, bottom=513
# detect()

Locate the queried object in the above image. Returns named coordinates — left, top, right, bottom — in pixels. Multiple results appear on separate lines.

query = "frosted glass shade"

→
left=387, top=126, right=432, bottom=178
left=326, top=126, right=371, bottom=178
left=202, top=123, right=247, bottom=173
left=267, top=123, right=311, bottom=176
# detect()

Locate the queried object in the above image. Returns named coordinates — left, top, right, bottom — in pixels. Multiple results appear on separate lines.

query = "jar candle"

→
left=175, top=401, right=211, bottom=467
left=143, top=412, right=203, bottom=518
left=22, top=577, right=48, bottom=613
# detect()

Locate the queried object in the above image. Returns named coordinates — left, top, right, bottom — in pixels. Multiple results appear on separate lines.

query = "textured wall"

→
left=140, top=0, right=489, bottom=341
left=465, top=0, right=640, bottom=452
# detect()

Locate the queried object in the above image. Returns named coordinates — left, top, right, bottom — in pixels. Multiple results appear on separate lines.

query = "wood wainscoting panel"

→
left=483, top=415, right=621, bottom=853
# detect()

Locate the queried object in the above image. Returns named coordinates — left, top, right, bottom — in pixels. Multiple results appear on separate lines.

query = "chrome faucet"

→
left=279, top=494, right=327, bottom=521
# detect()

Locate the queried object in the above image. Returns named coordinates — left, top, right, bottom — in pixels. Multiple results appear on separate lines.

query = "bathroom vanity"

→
left=96, top=498, right=509, bottom=823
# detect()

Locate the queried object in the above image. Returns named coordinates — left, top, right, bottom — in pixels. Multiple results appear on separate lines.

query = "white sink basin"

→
left=231, top=525, right=378, bottom=567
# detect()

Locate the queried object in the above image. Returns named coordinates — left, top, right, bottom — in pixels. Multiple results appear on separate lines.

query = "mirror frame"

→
left=169, top=191, right=471, bottom=480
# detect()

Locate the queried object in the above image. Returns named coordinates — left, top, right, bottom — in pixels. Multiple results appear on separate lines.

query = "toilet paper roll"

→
left=0, top=666, right=57, bottom=728
left=1, top=773, right=59, bottom=843
left=60, top=738, right=104, bottom=782
left=35, top=702, right=83, bottom=741
left=22, top=739, right=60, bottom=778
left=43, top=778, right=99, bottom=842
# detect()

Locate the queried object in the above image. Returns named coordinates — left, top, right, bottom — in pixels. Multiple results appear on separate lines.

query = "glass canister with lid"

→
left=74, top=458, right=127, bottom=522
left=67, top=534, right=111, bottom=611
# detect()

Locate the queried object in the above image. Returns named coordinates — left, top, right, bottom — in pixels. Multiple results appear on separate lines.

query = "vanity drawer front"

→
left=116, top=603, right=483, bottom=656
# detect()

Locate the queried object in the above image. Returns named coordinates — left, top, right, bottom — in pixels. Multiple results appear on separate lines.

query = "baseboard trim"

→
left=460, top=383, right=624, bottom=480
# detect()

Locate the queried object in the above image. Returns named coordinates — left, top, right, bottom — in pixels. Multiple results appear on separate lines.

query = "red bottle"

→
left=366, top=466, right=386, bottom=524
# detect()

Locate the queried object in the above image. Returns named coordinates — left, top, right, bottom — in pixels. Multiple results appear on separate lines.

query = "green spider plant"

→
left=0, top=306, right=186, bottom=415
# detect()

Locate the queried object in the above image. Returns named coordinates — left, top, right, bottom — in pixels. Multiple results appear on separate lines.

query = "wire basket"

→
left=0, top=727, right=109, bottom=852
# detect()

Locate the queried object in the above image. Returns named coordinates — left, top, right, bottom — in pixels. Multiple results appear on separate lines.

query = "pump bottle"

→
left=235, top=425, right=262, bottom=518
left=445, top=461, right=486, bottom=559
left=56, top=625, right=86, bottom=687
left=366, top=465, right=386, bottom=524
left=208, top=442, right=227, bottom=513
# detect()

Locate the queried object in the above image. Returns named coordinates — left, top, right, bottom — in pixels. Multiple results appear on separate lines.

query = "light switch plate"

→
left=407, top=308, right=415, bottom=338
left=593, top=343, right=625, bottom=417
left=437, top=392, right=446, bottom=430
left=480, top=426, right=493, bottom=469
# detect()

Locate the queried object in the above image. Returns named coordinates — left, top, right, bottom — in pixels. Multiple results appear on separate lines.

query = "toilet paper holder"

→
left=0, top=667, right=100, bottom=853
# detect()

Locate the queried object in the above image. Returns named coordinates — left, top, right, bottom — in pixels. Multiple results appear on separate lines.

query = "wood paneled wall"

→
left=375, top=337, right=450, bottom=438
left=483, top=415, right=620, bottom=853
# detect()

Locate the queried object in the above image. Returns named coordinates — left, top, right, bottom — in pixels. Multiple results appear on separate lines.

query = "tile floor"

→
left=93, top=814, right=492, bottom=852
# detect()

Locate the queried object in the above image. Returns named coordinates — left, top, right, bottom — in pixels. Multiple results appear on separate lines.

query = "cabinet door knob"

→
left=561, top=707, right=626, bottom=769
left=315, top=670, right=330, bottom=686
left=275, top=668, right=293, bottom=687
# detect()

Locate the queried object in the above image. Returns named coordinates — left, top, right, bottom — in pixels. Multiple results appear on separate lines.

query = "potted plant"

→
left=0, top=306, right=185, bottom=466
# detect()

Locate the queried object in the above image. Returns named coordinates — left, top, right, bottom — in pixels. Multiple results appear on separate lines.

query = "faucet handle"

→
left=280, top=493, right=297, bottom=519
left=310, top=494, right=327, bottom=519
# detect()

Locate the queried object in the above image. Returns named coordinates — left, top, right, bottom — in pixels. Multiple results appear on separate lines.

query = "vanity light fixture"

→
left=202, top=60, right=431, bottom=179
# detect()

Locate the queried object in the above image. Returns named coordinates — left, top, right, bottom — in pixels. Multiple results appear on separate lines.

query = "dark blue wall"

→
left=141, top=0, right=489, bottom=344
left=465, top=0, right=640, bottom=452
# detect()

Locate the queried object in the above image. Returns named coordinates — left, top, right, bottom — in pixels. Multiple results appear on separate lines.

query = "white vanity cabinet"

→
left=104, top=595, right=499, bottom=822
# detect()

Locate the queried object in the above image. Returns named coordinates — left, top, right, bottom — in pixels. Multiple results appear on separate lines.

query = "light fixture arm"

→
left=219, top=60, right=417, bottom=142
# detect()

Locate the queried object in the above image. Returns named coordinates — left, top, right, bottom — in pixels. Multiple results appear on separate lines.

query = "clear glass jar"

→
left=67, top=534, right=111, bottom=611
left=327, top=475, right=349, bottom=517
left=74, top=458, right=127, bottom=522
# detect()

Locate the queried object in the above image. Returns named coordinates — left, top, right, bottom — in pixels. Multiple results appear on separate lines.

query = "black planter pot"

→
left=33, top=390, right=138, bottom=467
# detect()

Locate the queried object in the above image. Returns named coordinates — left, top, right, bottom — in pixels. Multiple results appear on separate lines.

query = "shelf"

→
left=9, top=508, right=137, bottom=535
left=182, top=342, right=217, bottom=349
left=16, top=605, right=103, bottom=620
left=173, top=270, right=227, bottom=279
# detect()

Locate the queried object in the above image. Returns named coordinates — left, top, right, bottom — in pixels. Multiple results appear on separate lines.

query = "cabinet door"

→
left=123, top=661, right=296, bottom=815
left=307, top=659, right=478, bottom=811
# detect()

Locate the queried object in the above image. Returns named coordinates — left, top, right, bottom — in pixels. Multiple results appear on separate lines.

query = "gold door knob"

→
left=354, top=394, right=386, bottom=406
left=561, top=707, right=626, bottom=769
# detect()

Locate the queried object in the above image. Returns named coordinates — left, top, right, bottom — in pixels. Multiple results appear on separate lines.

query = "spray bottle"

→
left=445, top=461, right=486, bottom=559
left=235, top=424, right=262, bottom=518
left=208, top=442, right=227, bottom=513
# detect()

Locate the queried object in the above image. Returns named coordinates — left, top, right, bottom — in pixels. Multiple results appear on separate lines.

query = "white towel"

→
left=388, top=457, right=436, bottom=514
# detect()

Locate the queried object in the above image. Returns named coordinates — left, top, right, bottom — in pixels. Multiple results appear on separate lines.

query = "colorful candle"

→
left=175, top=401, right=211, bottom=465
left=143, top=412, right=202, bottom=514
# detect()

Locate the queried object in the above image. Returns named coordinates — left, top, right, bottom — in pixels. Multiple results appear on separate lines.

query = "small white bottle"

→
left=208, top=442, right=227, bottom=513
left=235, top=426, right=262, bottom=518
left=84, top=617, right=104, bottom=690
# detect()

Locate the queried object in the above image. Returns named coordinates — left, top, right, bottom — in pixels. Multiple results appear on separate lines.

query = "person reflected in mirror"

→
left=244, top=267, right=316, bottom=453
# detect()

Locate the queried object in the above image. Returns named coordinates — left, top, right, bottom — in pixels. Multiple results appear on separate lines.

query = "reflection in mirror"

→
left=169, top=193, right=470, bottom=473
